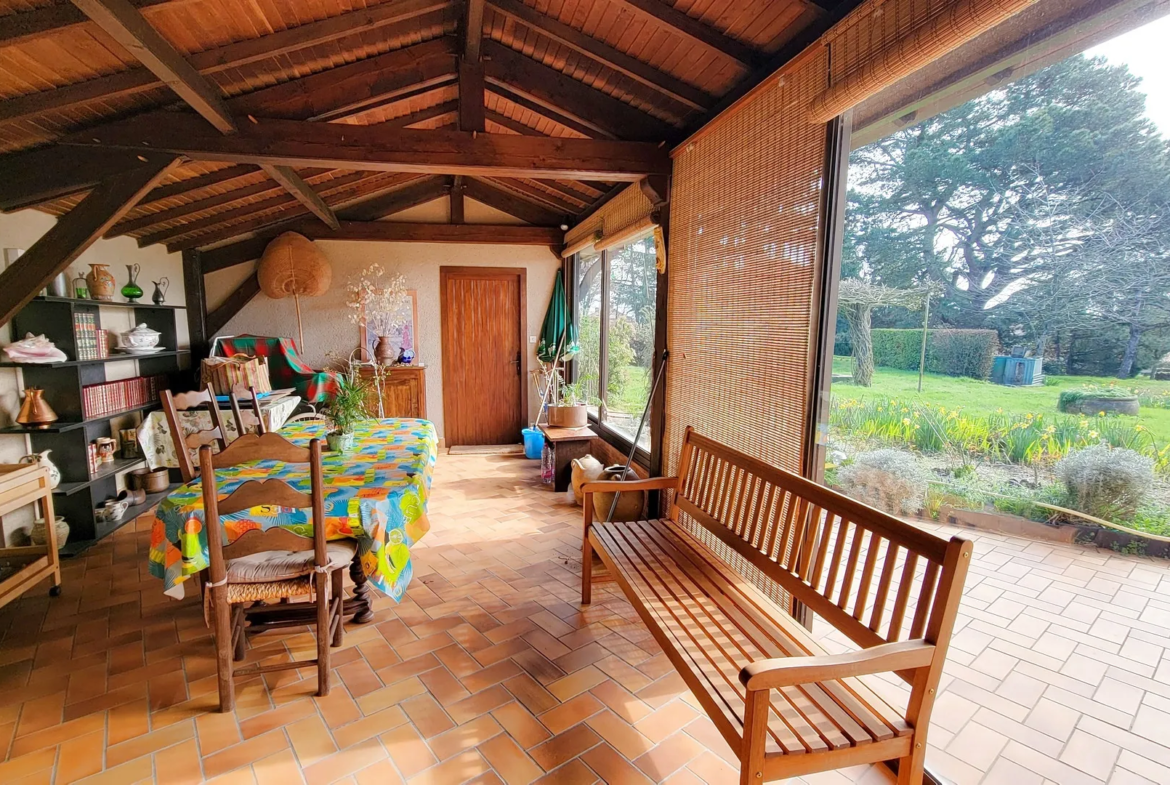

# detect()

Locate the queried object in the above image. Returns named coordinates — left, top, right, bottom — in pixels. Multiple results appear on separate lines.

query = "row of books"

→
left=81, top=376, right=164, bottom=419
left=72, top=313, right=113, bottom=361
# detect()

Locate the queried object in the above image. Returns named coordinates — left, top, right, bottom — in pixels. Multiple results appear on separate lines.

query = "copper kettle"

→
left=17, top=387, right=57, bottom=429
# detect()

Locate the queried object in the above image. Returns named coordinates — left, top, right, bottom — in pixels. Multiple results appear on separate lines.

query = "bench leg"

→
left=740, top=688, right=769, bottom=784
left=896, top=736, right=926, bottom=785
left=581, top=533, right=593, bottom=605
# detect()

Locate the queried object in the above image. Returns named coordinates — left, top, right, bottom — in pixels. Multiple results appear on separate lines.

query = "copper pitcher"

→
left=17, top=387, right=57, bottom=429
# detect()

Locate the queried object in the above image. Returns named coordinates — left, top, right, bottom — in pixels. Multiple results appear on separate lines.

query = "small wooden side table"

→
left=0, top=463, right=62, bottom=609
left=538, top=424, right=594, bottom=492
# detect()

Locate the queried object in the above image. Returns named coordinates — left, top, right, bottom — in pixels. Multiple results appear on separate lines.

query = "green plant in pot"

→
left=548, top=380, right=588, bottom=428
left=324, top=373, right=370, bottom=452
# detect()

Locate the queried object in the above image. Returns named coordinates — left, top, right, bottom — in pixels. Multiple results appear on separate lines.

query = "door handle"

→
left=513, top=351, right=521, bottom=376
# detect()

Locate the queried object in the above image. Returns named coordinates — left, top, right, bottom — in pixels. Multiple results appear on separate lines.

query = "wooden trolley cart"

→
left=0, top=463, right=62, bottom=609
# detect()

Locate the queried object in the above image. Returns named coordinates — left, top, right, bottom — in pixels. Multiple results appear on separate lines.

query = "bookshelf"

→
left=6, top=296, right=188, bottom=554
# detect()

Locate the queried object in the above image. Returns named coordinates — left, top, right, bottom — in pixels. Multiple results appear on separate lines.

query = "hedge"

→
left=872, top=329, right=998, bottom=379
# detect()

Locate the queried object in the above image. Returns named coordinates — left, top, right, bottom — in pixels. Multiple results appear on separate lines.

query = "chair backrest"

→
left=199, top=437, right=325, bottom=580
left=161, top=385, right=231, bottom=482
left=228, top=385, right=267, bottom=437
left=670, top=427, right=971, bottom=671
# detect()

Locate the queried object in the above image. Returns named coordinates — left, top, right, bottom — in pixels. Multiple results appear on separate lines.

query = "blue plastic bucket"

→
left=521, top=428, right=544, bottom=460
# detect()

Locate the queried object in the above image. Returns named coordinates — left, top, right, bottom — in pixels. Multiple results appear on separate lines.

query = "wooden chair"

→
left=228, top=385, right=267, bottom=437
left=161, top=385, right=233, bottom=482
left=200, top=433, right=351, bottom=712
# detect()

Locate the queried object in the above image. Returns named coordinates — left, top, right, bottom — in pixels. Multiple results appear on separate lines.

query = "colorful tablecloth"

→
left=137, top=395, right=301, bottom=470
left=148, top=419, right=437, bottom=602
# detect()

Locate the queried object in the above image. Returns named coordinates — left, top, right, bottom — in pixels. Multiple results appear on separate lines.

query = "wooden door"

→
left=440, top=267, right=527, bottom=445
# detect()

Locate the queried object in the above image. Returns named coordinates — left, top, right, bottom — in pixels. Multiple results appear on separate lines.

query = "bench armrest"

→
left=582, top=477, right=680, bottom=494
left=739, top=640, right=935, bottom=691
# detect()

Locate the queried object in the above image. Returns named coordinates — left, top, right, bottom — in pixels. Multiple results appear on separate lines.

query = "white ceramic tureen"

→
left=119, top=323, right=162, bottom=349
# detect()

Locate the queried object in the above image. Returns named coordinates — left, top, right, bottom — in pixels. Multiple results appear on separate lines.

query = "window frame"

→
left=568, top=239, right=656, bottom=467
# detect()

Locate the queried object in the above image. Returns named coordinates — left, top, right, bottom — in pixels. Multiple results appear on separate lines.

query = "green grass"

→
left=830, top=357, right=1170, bottom=445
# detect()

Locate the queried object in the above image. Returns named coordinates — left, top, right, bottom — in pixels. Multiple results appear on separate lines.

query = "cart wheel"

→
left=49, top=586, right=61, bottom=597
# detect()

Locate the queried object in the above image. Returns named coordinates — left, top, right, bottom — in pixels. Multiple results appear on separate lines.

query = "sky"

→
left=1088, top=13, right=1170, bottom=135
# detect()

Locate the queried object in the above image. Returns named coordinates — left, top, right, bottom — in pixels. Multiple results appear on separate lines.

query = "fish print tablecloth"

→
left=148, top=418, right=437, bottom=602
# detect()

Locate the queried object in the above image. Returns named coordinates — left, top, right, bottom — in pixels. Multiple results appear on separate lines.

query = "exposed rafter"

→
left=484, top=178, right=580, bottom=214
left=338, top=176, right=450, bottom=221
left=607, top=0, right=759, bottom=69
left=67, top=114, right=673, bottom=181
left=300, top=221, right=562, bottom=245
left=458, top=0, right=486, bottom=131
left=486, top=0, right=713, bottom=113
left=463, top=178, right=563, bottom=226
left=0, top=0, right=187, bottom=49
left=69, top=0, right=338, bottom=230
left=487, top=89, right=609, bottom=139
left=0, top=158, right=181, bottom=327
left=450, top=175, right=466, bottom=223
left=483, top=41, right=673, bottom=141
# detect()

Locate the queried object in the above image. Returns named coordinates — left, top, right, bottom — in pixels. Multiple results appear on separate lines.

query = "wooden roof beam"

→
left=339, top=176, right=451, bottom=221
left=486, top=0, right=713, bottom=113
left=68, top=113, right=673, bottom=181
left=483, top=41, right=673, bottom=142
left=302, top=221, right=562, bottom=245
left=607, top=0, right=758, bottom=69
left=484, top=178, right=582, bottom=214
left=0, top=0, right=450, bottom=125
left=0, top=0, right=185, bottom=49
left=459, top=0, right=486, bottom=131
left=70, top=0, right=338, bottom=230
left=463, top=178, right=565, bottom=225
left=0, top=157, right=181, bottom=327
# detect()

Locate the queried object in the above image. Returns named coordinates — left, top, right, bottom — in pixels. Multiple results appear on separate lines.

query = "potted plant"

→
left=548, top=381, right=588, bottom=428
left=323, top=373, right=370, bottom=452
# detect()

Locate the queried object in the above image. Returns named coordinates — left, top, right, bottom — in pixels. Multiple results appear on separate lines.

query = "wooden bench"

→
left=581, top=427, right=971, bottom=785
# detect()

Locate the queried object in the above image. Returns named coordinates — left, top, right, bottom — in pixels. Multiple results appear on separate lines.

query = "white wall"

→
left=0, top=209, right=186, bottom=542
left=204, top=198, right=560, bottom=439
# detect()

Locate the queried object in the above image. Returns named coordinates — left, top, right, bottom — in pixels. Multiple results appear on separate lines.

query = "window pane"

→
left=575, top=252, right=603, bottom=418
left=605, top=234, right=657, bottom=450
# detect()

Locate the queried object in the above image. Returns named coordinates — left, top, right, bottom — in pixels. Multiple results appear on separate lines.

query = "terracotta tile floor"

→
left=2, top=450, right=1169, bottom=784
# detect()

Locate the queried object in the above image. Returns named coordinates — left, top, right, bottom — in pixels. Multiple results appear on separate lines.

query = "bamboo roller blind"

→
left=663, top=51, right=830, bottom=609
left=808, top=0, right=1042, bottom=121
left=564, top=184, right=654, bottom=253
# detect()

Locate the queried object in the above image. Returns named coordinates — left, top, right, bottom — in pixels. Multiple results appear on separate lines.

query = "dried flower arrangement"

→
left=345, top=263, right=411, bottom=363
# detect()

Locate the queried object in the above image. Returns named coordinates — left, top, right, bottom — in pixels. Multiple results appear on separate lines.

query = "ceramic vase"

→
left=374, top=336, right=397, bottom=364
left=86, top=264, right=115, bottom=301
left=121, top=263, right=143, bottom=303
left=31, top=516, right=69, bottom=549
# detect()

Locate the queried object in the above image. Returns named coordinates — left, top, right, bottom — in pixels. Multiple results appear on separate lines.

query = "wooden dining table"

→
left=148, top=419, right=438, bottom=623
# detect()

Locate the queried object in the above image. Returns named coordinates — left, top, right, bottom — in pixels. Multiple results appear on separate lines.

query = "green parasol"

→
left=537, top=269, right=579, bottom=364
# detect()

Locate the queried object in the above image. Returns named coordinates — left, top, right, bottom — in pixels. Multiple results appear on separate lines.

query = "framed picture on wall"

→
left=359, top=289, right=419, bottom=363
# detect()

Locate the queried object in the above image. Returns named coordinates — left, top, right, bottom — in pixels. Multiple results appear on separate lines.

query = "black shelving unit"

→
left=8, top=296, right=188, bottom=553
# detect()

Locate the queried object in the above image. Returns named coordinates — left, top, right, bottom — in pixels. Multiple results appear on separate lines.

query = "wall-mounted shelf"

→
left=0, top=350, right=190, bottom=369
left=32, top=295, right=186, bottom=311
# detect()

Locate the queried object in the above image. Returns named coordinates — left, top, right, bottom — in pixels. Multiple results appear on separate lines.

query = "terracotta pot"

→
left=374, top=335, right=397, bottom=365
left=86, top=263, right=115, bottom=301
left=547, top=404, right=587, bottom=428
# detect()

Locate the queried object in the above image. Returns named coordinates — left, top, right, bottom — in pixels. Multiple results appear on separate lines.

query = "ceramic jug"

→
left=19, top=449, right=60, bottom=489
left=86, top=264, right=115, bottom=301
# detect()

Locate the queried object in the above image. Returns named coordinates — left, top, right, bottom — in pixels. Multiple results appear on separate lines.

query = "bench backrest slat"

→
left=673, top=427, right=969, bottom=658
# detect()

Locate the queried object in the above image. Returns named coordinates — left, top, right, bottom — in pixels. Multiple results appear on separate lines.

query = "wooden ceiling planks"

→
left=0, top=0, right=850, bottom=248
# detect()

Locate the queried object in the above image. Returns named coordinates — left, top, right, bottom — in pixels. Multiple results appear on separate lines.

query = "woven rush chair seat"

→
left=225, top=540, right=356, bottom=584
left=591, top=517, right=911, bottom=756
left=224, top=576, right=314, bottom=603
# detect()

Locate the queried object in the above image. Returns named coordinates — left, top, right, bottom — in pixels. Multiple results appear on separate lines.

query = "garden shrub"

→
left=836, top=449, right=931, bottom=516
left=871, top=329, right=998, bottom=379
left=1056, top=445, right=1154, bottom=520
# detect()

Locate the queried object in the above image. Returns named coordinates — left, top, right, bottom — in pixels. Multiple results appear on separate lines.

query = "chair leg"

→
left=581, top=532, right=593, bottom=605
left=232, top=605, right=246, bottom=662
left=331, top=568, right=344, bottom=647
left=315, top=573, right=330, bottom=698
left=896, top=736, right=927, bottom=785
left=211, top=588, right=235, bottom=712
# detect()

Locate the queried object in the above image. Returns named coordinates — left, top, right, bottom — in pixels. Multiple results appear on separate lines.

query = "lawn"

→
left=830, top=357, right=1170, bottom=445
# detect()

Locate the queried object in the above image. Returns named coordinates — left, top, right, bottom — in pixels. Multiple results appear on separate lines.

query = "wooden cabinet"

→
left=360, top=366, right=427, bottom=420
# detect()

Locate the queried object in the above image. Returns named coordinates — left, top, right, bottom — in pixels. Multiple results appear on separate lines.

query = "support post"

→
left=183, top=248, right=209, bottom=364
